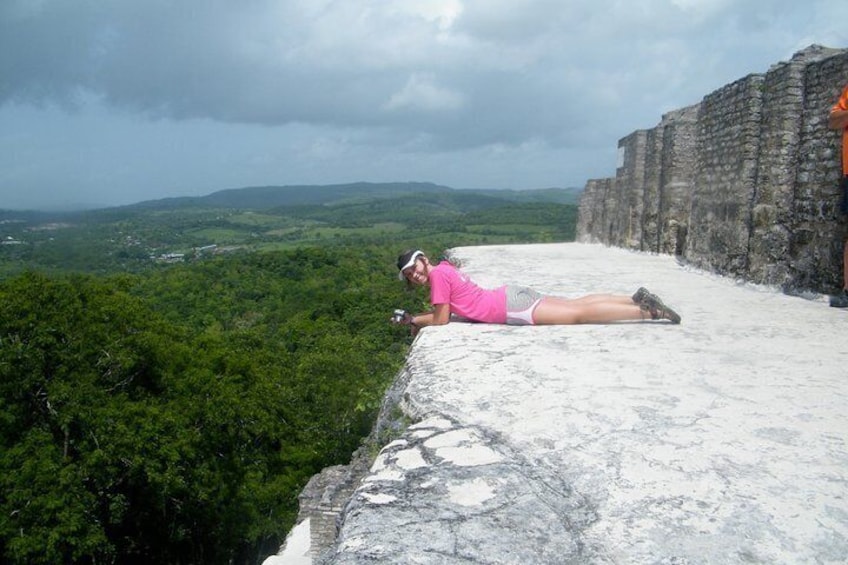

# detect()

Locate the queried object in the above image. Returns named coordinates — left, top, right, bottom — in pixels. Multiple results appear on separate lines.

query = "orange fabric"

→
left=832, top=84, right=848, bottom=175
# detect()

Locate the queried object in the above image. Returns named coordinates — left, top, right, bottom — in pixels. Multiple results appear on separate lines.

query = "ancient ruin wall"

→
left=640, top=104, right=700, bottom=255
left=575, top=178, right=602, bottom=241
left=658, top=105, right=698, bottom=255
left=641, top=124, right=664, bottom=252
left=614, top=130, right=648, bottom=249
left=791, top=51, right=848, bottom=292
left=687, top=74, right=765, bottom=276
left=746, top=54, right=807, bottom=286
left=576, top=177, right=616, bottom=244
left=577, top=45, right=848, bottom=294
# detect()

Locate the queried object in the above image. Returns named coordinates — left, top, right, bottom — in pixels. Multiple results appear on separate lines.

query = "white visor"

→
left=397, top=250, right=424, bottom=280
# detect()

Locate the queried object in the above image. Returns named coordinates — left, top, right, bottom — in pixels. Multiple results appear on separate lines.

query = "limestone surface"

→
left=322, top=242, right=848, bottom=564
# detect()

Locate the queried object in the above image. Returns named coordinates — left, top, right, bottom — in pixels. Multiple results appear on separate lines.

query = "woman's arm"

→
left=411, top=303, right=451, bottom=327
left=407, top=303, right=451, bottom=335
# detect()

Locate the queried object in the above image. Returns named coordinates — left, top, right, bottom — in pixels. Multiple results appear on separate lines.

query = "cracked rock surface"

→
left=321, top=243, right=848, bottom=564
left=331, top=416, right=595, bottom=564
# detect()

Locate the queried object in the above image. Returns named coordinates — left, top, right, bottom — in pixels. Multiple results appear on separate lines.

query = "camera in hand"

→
left=391, top=309, right=408, bottom=323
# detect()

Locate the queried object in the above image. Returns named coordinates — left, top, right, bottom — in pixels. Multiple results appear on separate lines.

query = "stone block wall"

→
left=658, top=105, right=698, bottom=255
left=614, top=130, right=649, bottom=249
left=746, top=54, right=807, bottom=286
left=576, top=177, right=616, bottom=244
left=791, top=52, right=848, bottom=291
left=577, top=45, right=848, bottom=294
left=295, top=465, right=356, bottom=558
left=641, top=124, right=664, bottom=252
left=688, top=74, right=765, bottom=276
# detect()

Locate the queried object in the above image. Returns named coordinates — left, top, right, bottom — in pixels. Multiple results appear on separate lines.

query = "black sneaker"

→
left=830, top=289, right=848, bottom=308
left=632, top=287, right=651, bottom=304
left=636, top=289, right=682, bottom=324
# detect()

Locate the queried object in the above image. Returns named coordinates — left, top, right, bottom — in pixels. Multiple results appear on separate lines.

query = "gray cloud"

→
left=1, top=0, right=847, bottom=209
left=10, top=0, right=840, bottom=141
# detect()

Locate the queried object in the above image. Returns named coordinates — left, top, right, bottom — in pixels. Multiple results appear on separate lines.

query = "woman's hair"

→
left=437, top=249, right=461, bottom=268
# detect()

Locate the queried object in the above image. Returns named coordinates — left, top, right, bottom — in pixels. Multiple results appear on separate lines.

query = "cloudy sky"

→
left=1, top=0, right=846, bottom=210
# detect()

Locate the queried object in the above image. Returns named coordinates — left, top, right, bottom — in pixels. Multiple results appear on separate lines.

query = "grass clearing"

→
left=228, top=212, right=295, bottom=228
left=185, top=227, right=251, bottom=243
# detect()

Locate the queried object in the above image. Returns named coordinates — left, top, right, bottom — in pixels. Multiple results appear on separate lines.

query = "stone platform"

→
left=287, top=242, right=848, bottom=564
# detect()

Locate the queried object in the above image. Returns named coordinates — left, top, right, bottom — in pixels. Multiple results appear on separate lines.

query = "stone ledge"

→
left=274, top=243, right=848, bottom=564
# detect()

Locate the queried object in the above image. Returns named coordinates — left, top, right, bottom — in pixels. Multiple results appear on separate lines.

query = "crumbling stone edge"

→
left=287, top=344, right=428, bottom=562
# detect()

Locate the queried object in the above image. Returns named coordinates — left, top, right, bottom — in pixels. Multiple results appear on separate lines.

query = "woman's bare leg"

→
left=562, top=293, right=635, bottom=306
left=532, top=296, right=645, bottom=325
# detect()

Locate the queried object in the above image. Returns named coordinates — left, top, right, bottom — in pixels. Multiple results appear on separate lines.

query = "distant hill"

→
left=120, top=182, right=582, bottom=212
left=0, top=182, right=582, bottom=276
left=122, top=182, right=450, bottom=211
left=1, top=183, right=581, bottom=219
left=271, top=191, right=514, bottom=226
left=0, top=183, right=582, bottom=221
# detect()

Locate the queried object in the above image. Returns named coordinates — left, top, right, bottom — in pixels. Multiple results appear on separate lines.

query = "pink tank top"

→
left=428, top=262, right=507, bottom=323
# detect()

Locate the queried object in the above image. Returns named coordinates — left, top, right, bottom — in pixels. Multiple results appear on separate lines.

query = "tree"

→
left=0, top=245, right=414, bottom=563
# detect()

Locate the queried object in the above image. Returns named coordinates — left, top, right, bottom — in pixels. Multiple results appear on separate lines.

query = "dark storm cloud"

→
left=0, top=0, right=681, bottom=149
left=2, top=2, right=384, bottom=123
left=5, top=0, right=846, bottom=150
left=1, top=0, right=847, bottom=210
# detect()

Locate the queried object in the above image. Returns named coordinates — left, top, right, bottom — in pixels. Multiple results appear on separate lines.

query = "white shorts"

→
left=505, top=285, right=542, bottom=326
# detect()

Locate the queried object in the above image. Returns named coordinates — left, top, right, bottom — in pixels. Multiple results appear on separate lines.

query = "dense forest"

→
left=0, top=184, right=579, bottom=564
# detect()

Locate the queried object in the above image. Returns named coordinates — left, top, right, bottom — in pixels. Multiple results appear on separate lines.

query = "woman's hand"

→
left=393, top=304, right=450, bottom=336
left=389, top=310, right=419, bottom=335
